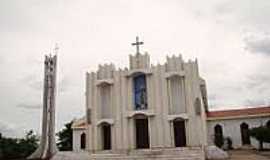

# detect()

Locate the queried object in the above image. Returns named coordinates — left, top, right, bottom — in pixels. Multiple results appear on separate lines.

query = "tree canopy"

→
left=250, top=125, right=270, bottom=150
left=57, top=120, right=73, bottom=151
left=0, top=130, right=39, bottom=159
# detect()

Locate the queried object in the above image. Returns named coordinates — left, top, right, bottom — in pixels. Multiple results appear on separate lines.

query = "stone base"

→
left=91, top=147, right=204, bottom=160
left=205, top=146, right=229, bottom=160
left=51, top=147, right=204, bottom=160
left=51, top=151, right=91, bottom=160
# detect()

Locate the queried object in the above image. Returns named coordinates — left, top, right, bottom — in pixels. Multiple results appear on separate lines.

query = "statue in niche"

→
left=140, top=86, right=147, bottom=109
left=134, top=74, right=148, bottom=110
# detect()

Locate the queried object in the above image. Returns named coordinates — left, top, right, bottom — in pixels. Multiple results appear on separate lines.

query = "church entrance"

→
left=102, top=124, right=111, bottom=150
left=173, top=119, right=186, bottom=147
left=240, top=123, right=250, bottom=145
left=80, top=133, right=86, bottom=149
left=135, top=118, right=149, bottom=149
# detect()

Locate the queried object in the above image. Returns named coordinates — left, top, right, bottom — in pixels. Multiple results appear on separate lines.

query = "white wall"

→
left=207, top=117, right=270, bottom=149
left=86, top=54, right=208, bottom=152
left=73, top=128, right=86, bottom=152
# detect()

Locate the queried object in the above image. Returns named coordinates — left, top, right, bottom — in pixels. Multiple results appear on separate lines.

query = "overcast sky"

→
left=1, top=0, right=270, bottom=138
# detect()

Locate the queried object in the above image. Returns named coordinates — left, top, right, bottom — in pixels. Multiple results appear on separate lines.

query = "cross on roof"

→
left=132, top=36, right=144, bottom=54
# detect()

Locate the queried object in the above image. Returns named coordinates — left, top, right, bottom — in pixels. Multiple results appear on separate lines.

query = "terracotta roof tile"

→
left=207, top=106, right=270, bottom=118
left=72, top=117, right=86, bottom=129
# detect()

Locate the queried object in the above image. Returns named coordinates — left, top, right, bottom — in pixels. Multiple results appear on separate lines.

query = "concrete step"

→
left=91, top=148, right=204, bottom=160
left=91, top=157, right=203, bottom=160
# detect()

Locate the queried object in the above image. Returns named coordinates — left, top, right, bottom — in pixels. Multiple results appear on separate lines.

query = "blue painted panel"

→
left=133, top=74, right=147, bottom=110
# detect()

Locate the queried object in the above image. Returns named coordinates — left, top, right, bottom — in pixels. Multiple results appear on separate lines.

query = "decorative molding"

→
left=126, top=110, right=155, bottom=118
left=72, top=125, right=86, bottom=130
left=125, top=69, right=152, bottom=77
left=165, top=71, right=185, bottom=79
left=167, top=113, right=189, bottom=121
left=95, top=79, right=114, bottom=86
left=96, top=119, right=114, bottom=126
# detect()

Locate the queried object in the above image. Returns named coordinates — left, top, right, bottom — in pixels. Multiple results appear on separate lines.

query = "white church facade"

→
left=80, top=41, right=209, bottom=159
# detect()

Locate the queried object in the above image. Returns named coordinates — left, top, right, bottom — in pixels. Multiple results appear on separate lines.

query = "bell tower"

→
left=28, top=49, right=58, bottom=159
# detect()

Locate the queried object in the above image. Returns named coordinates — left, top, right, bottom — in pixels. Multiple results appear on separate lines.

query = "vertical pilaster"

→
left=161, top=65, right=172, bottom=147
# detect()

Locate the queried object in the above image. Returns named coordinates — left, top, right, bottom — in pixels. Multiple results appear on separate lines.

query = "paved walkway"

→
left=229, top=150, right=270, bottom=160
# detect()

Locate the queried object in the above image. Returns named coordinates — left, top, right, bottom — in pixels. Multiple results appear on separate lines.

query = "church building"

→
left=70, top=39, right=270, bottom=159
left=82, top=37, right=208, bottom=159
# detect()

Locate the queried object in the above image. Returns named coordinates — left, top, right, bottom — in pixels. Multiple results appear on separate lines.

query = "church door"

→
left=102, top=124, right=111, bottom=150
left=135, top=118, right=149, bottom=149
left=80, top=133, right=86, bottom=149
left=173, top=119, right=186, bottom=147
left=240, top=123, right=250, bottom=145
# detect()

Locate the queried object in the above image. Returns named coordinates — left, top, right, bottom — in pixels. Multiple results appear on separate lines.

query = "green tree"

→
left=249, top=126, right=270, bottom=151
left=19, top=130, right=39, bottom=157
left=57, top=120, right=73, bottom=151
left=0, top=130, right=38, bottom=159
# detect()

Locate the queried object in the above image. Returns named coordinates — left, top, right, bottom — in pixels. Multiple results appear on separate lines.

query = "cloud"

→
left=0, top=0, right=55, bottom=33
left=246, top=74, right=270, bottom=87
left=208, top=94, right=217, bottom=101
left=58, top=76, right=72, bottom=93
left=20, top=73, right=42, bottom=91
left=241, top=72, right=270, bottom=107
left=0, top=121, right=19, bottom=137
left=16, top=103, right=41, bottom=109
left=244, top=34, right=270, bottom=56
left=244, top=99, right=266, bottom=106
left=28, top=79, right=42, bottom=91
left=22, top=73, right=72, bottom=93
left=0, top=55, right=4, bottom=64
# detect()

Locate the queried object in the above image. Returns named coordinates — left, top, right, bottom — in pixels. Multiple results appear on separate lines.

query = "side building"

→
left=72, top=117, right=87, bottom=152
left=207, top=106, right=270, bottom=149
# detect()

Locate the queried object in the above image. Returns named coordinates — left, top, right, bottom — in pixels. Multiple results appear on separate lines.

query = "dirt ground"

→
left=228, top=150, right=270, bottom=160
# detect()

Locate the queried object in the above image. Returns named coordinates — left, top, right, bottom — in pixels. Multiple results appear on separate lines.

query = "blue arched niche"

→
left=133, top=74, right=147, bottom=110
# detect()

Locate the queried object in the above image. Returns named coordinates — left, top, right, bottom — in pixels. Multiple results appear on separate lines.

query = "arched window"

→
left=266, top=120, right=270, bottom=128
left=168, top=76, right=186, bottom=114
left=100, top=83, right=111, bottom=118
left=214, top=124, right=223, bottom=148
left=214, top=124, right=223, bottom=135
left=80, top=133, right=86, bottom=150
left=133, top=74, right=147, bottom=110
left=240, top=123, right=250, bottom=145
